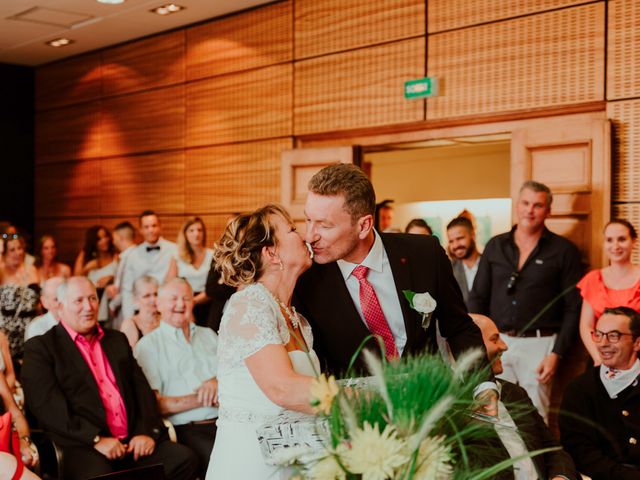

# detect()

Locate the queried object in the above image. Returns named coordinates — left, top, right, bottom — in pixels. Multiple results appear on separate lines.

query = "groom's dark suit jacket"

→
left=22, top=324, right=164, bottom=447
left=294, top=233, right=487, bottom=374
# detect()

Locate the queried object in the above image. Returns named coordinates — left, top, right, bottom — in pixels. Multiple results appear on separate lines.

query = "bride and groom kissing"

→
left=205, top=163, right=491, bottom=479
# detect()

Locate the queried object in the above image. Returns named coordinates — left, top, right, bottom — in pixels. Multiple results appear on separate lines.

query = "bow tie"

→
left=606, top=368, right=620, bottom=379
left=146, top=245, right=161, bottom=252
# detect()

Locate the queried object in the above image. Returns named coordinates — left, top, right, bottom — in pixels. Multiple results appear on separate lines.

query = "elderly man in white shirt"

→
left=121, top=211, right=177, bottom=319
left=24, top=276, right=64, bottom=341
left=135, top=277, right=218, bottom=477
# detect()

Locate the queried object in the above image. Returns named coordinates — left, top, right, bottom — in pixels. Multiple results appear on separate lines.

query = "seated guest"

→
left=0, top=367, right=39, bottom=479
left=34, top=234, right=70, bottom=286
left=0, top=331, right=16, bottom=393
left=560, top=306, right=640, bottom=479
left=165, top=217, right=213, bottom=327
left=120, top=276, right=160, bottom=349
left=135, top=278, right=218, bottom=477
left=0, top=233, right=40, bottom=360
left=24, top=276, right=64, bottom=341
left=22, top=277, right=198, bottom=480
left=472, top=314, right=577, bottom=480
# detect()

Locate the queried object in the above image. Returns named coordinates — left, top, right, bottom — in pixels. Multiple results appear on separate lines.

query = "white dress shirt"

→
left=135, top=321, right=219, bottom=425
left=337, top=231, right=408, bottom=355
left=494, top=384, right=540, bottom=480
left=121, top=238, right=177, bottom=318
left=24, top=311, right=58, bottom=341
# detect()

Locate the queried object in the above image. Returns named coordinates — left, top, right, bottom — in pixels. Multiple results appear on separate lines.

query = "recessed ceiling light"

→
left=96, top=0, right=125, bottom=4
left=46, top=37, right=74, bottom=47
left=151, top=3, right=185, bottom=15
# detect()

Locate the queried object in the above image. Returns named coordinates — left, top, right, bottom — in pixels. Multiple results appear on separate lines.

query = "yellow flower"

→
left=341, top=422, right=409, bottom=480
left=310, top=374, right=339, bottom=415
left=412, top=435, right=453, bottom=480
left=307, top=452, right=346, bottom=480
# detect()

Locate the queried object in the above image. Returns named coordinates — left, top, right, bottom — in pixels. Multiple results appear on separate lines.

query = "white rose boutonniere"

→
left=403, top=290, right=437, bottom=330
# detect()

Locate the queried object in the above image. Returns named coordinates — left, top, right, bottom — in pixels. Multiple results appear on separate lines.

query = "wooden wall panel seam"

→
left=427, top=0, right=599, bottom=34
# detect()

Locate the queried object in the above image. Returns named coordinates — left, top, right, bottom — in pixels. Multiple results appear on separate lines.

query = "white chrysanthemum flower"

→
left=310, top=374, right=340, bottom=415
left=341, top=423, right=409, bottom=480
left=307, top=453, right=346, bottom=480
left=412, top=435, right=454, bottom=480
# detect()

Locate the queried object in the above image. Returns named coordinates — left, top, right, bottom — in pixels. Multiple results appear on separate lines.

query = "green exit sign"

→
left=404, top=77, right=440, bottom=99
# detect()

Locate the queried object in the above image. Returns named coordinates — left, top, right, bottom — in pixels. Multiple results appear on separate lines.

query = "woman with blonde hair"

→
left=165, top=217, right=213, bottom=326
left=120, top=275, right=160, bottom=348
left=578, top=218, right=640, bottom=364
left=206, top=204, right=317, bottom=479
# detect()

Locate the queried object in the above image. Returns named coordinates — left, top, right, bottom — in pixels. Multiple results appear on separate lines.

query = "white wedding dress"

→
left=206, top=283, right=320, bottom=480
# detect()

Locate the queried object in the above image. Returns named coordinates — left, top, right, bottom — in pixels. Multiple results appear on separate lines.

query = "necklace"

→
left=261, top=284, right=301, bottom=329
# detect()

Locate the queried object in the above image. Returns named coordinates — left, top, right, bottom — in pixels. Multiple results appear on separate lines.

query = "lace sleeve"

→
left=218, top=284, right=288, bottom=368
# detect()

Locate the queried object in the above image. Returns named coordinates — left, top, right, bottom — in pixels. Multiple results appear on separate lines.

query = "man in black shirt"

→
left=468, top=180, right=582, bottom=423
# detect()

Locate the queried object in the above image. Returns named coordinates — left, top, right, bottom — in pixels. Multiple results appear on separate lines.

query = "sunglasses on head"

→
left=506, top=271, right=518, bottom=294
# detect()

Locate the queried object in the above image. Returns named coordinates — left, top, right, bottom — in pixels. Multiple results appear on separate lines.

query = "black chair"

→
left=30, top=429, right=64, bottom=480
left=88, top=464, right=165, bottom=480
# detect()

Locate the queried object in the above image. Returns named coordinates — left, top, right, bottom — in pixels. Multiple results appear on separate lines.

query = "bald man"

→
left=471, top=314, right=577, bottom=480
left=22, top=277, right=198, bottom=480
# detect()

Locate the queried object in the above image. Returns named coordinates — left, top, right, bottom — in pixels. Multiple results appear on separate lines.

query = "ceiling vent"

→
left=7, top=6, right=94, bottom=28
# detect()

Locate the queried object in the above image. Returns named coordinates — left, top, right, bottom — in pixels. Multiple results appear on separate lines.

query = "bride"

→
left=206, top=204, right=319, bottom=479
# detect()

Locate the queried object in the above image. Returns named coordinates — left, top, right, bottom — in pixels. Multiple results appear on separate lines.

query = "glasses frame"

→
left=591, top=329, right=634, bottom=344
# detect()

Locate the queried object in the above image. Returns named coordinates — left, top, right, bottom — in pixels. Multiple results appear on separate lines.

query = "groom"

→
left=294, top=163, right=489, bottom=378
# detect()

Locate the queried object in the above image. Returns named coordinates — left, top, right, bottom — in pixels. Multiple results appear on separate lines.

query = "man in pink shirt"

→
left=22, top=277, right=198, bottom=479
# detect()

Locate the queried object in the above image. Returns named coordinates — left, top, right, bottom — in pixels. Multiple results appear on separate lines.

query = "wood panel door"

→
left=281, top=146, right=361, bottom=227
left=511, top=115, right=611, bottom=269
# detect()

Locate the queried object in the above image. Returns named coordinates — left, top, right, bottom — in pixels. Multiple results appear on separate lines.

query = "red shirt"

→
left=577, top=269, right=640, bottom=319
left=61, top=321, right=129, bottom=439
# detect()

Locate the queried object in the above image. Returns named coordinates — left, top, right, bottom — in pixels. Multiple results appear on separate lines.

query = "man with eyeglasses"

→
left=468, top=180, right=583, bottom=423
left=560, top=306, right=640, bottom=479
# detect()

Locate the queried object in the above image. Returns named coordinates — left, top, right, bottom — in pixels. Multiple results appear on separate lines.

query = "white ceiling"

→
left=0, top=0, right=274, bottom=66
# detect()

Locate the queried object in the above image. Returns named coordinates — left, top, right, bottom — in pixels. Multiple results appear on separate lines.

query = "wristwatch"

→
left=93, top=435, right=101, bottom=445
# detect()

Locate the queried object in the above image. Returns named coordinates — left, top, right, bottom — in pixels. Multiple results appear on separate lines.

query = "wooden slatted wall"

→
left=608, top=0, right=640, bottom=262
left=35, top=0, right=634, bottom=263
left=35, top=2, right=294, bottom=263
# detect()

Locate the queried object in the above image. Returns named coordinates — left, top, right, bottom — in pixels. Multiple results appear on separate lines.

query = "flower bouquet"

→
left=275, top=348, right=551, bottom=480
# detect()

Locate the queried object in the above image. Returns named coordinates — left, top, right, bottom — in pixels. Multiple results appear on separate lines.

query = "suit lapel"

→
left=380, top=235, right=419, bottom=349
left=100, top=333, right=127, bottom=399
left=55, top=325, right=104, bottom=408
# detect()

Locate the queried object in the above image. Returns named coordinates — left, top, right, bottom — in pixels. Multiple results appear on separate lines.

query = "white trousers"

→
left=498, top=333, right=557, bottom=423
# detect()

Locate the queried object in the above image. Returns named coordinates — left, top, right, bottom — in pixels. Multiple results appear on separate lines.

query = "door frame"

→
left=292, top=109, right=610, bottom=268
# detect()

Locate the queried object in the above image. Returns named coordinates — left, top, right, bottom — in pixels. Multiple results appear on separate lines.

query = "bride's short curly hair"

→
left=213, top=204, right=293, bottom=287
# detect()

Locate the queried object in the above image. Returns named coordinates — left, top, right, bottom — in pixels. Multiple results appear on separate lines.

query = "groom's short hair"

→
left=308, top=163, right=376, bottom=223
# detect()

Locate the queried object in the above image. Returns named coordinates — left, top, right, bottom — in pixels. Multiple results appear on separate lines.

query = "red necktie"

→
left=352, top=265, right=398, bottom=360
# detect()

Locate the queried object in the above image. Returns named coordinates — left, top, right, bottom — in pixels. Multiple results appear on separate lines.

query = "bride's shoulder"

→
left=226, top=283, right=275, bottom=312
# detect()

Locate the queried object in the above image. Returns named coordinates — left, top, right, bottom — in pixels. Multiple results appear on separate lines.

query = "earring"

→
left=278, top=258, right=284, bottom=271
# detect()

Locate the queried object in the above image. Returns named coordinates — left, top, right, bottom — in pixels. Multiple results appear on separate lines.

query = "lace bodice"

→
left=217, top=283, right=314, bottom=372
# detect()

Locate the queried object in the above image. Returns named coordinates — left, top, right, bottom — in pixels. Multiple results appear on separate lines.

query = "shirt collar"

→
left=600, top=359, right=640, bottom=398
left=159, top=319, right=197, bottom=341
left=142, top=238, right=163, bottom=248
left=60, top=319, right=104, bottom=344
left=507, top=225, right=551, bottom=243
left=336, top=230, right=384, bottom=281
